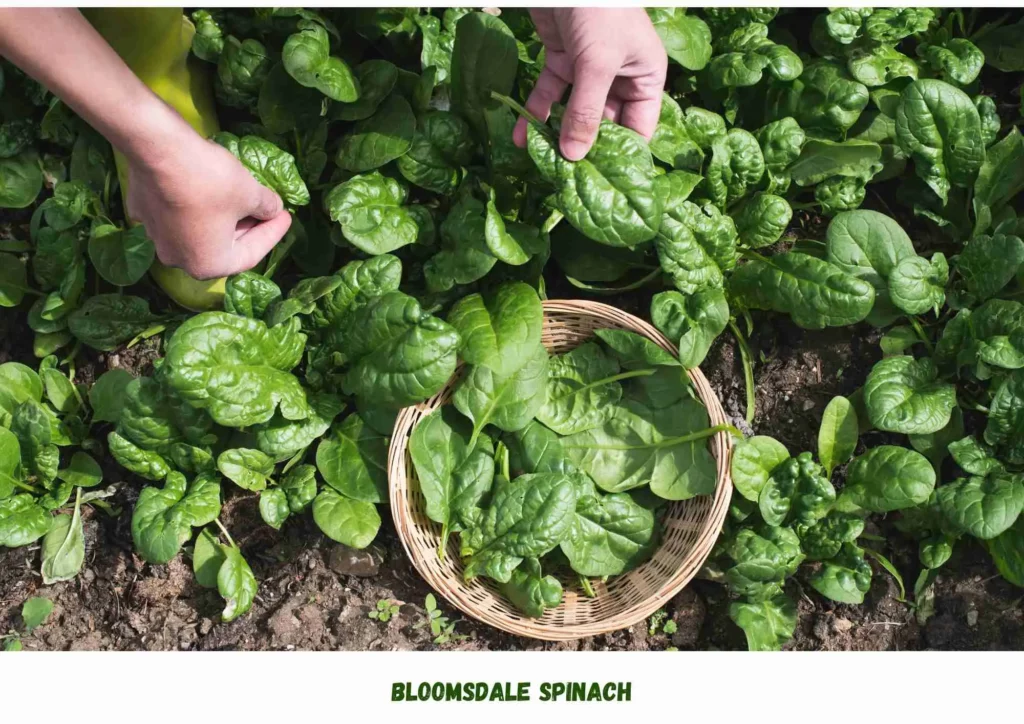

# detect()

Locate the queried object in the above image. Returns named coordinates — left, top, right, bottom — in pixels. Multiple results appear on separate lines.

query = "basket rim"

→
left=387, top=298, right=734, bottom=641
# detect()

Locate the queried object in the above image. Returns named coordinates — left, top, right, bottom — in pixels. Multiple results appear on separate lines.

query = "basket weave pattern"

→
left=387, top=299, right=734, bottom=641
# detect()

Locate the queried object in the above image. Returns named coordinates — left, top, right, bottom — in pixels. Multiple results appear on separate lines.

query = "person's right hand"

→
left=124, top=125, right=292, bottom=281
left=513, top=8, right=667, bottom=161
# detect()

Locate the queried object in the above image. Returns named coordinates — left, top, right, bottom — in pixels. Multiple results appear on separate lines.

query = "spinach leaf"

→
left=654, top=206, right=726, bottom=295
left=339, top=291, right=460, bottom=409
left=730, top=252, right=875, bottom=329
left=68, top=295, right=163, bottom=352
left=650, top=288, right=729, bottom=369
left=164, top=312, right=309, bottom=427
left=647, top=8, right=712, bottom=70
left=218, top=546, right=257, bottom=622
left=526, top=119, right=662, bottom=248
left=259, top=488, right=290, bottom=529
left=817, top=396, right=858, bottom=478
left=460, top=472, right=577, bottom=583
left=758, top=453, right=835, bottom=526
left=594, top=328, right=680, bottom=370
left=282, top=19, right=358, bottom=102
left=40, top=490, right=84, bottom=584
left=0, top=494, right=51, bottom=548
left=335, top=94, right=415, bottom=173
left=863, top=356, right=956, bottom=434
left=724, top=526, right=803, bottom=597
left=535, top=342, right=626, bottom=435
left=216, top=37, right=271, bottom=109
left=224, top=272, right=282, bottom=319
left=192, top=528, right=226, bottom=593
left=650, top=94, right=703, bottom=171
left=217, top=448, right=275, bottom=491
left=87, top=224, right=154, bottom=287
left=332, top=60, right=398, bottom=121
left=825, top=209, right=916, bottom=326
left=325, top=171, right=421, bottom=256
left=397, top=110, right=474, bottom=195
left=87, top=369, right=133, bottom=424
left=730, top=435, right=790, bottom=503
left=988, top=518, right=1024, bottom=587
left=452, top=343, right=549, bottom=437
left=446, top=282, right=543, bottom=378
left=888, top=253, right=947, bottom=316
left=734, top=193, right=792, bottom=249
left=895, top=79, right=984, bottom=203
left=316, top=413, right=388, bottom=504
left=561, top=488, right=657, bottom=577
left=953, top=234, right=1024, bottom=305
left=0, top=150, right=43, bottom=208
left=729, top=594, right=797, bottom=651
left=808, top=543, right=872, bottom=604
left=562, top=397, right=717, bottom=500
left=706, top=128, right=765, bottom=207
left=312, top=487, right=381, bottom=548
left=312, top=254, right=402, bottom=329
left=937, top=474, right=1024, bottom=540
left=214, top=132, right=309, bottom=206
left=450, top=12, right=518, bottom=140
left=409, top=407, right=495, bottom=547
left=837, top=445, right=936, bottom=513
left=919, top=37, right=984, bottom=86
left=131, top=471, right=221, bottom=564
left=985, top=370, right=1024, bottom=464
left=973, top=127, right=1024, bottom=234
left=505, top=420, right=576, bottom=476
left=498, top=558, right=563, bottom=618
left=279, top=464, right=318, bottom=513
left=797, top=512, right=864, bottom=561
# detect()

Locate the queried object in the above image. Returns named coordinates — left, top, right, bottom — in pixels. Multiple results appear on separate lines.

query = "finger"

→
left=229, top=210, right=293, bottom=274
left=561, top=58, right=616, bottom=161
left=619, top=96, right=663, bottom=141
left=244, top=182, right=285, bottom=221
left=234, top=217, right=259, bottom=235
left=514, top=67, right=569, bottom=147
left=604, top=96, right=623, bottom=122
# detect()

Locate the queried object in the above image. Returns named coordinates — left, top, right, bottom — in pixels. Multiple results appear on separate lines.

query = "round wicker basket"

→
left=387, top=299, right=734, bottom=641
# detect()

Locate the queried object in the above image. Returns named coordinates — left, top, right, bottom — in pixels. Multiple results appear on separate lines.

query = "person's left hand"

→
left=512, top=8, right=667, bottom=161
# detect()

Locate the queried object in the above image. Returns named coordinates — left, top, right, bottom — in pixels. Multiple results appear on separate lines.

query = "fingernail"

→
left=561, top=140, right=588, bottom=161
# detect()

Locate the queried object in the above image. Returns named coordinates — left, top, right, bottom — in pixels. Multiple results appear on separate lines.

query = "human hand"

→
left=124, top=123, right=292, bottom=280
left=513, top=8, right=667, bottom=161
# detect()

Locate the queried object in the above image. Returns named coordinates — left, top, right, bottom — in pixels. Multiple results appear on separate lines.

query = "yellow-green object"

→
left=85, top=8, right=226, bottom=311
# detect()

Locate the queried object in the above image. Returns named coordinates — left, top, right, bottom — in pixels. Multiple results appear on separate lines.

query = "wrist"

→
left=115, top=90, right=199, bottom=171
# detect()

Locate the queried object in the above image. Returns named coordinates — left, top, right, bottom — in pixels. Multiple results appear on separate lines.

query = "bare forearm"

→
left=0, top=8, right=189, bottom=165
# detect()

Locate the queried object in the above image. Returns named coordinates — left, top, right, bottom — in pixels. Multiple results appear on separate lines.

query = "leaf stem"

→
left=565, top=267, right=663, bottom=294
left=579, top=575, right=596, bottom=598
left=281, top=444, right=311, bottom=475
left=908, top=317, right=935, bottom=355
left=561, top=423, right=740, bottom=451
left=214, top=518, right=237, bottom=550
left=541, top=209, right=563, bottom=234
left=12, top=479, right=39, bottom=494
left=728, top=320, right=756, bottom=424
left=865, top=548, right=906, bottom=603
left=489, top=92, right=543, bottom=127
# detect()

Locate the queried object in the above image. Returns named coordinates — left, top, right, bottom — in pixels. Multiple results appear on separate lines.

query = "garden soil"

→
left=3, top=203, right=1024, bottom=652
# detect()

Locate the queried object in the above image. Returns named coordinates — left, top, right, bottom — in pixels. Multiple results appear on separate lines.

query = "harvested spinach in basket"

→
left=410, top=281, right=731, bottom=617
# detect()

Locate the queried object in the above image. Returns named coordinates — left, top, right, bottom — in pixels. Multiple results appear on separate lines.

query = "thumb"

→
left=245, top=181, right=285, bottom=221
left=230, top=210, right=292, bottom=273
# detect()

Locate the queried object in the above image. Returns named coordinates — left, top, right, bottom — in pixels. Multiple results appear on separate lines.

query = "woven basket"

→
left=387, top=299, right=733, bottom=641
